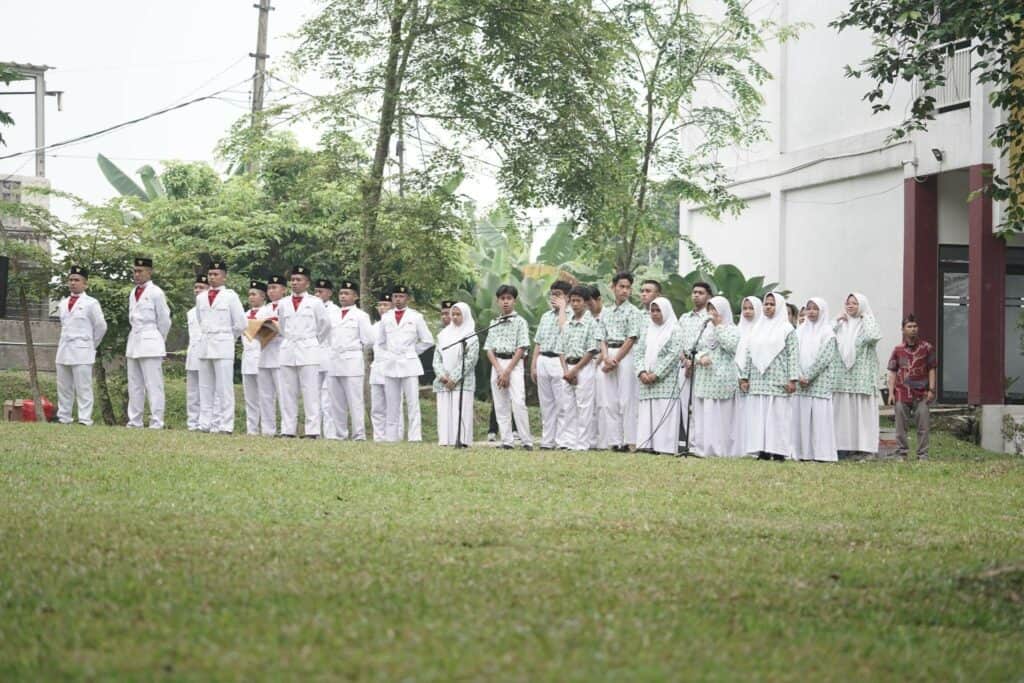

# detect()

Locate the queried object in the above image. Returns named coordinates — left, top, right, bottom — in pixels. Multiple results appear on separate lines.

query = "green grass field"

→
left=1, top=420, right=1022, bottom=681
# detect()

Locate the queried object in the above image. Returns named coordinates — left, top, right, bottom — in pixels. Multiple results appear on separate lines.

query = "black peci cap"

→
left=338, top=279, right=359, bottom=293
left=195, top=274, right=210, bottom=285
left=250, top=280, right=268, bottom=293
left=291, top=265, right=310, bottom=278
left=134, top=257, right=153, bottom=268
left=391, top=284, right=409, bottom=295
left=69, top=265, right=89, bottom=278
left=208, top=259, right=228, bottom=272
left=315, top=278, right=334, bottom=290
left=268, top=275, right=286, bottom=286
left=440, top=300, right=456, bottom=309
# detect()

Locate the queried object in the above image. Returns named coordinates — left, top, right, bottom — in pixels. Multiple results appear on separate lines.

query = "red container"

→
left=20, top=397, right=55, bottom=422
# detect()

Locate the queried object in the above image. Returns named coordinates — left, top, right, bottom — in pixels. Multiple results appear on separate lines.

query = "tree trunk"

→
left=95, top=362, right=117, bottom=426
left=17, top=284, right=44, bottom=421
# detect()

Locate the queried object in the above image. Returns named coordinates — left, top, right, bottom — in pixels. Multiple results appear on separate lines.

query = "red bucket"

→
left=21, top=397, right=55, bottom=422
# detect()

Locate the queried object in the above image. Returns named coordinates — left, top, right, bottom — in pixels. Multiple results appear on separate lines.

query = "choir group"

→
left=53, top=259, right=886, bottom=461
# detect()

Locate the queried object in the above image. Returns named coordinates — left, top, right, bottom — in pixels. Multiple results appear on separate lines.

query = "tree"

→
left=832, top=1, right=1024, bottom=233
left=0, top=64, right=17, bottom=146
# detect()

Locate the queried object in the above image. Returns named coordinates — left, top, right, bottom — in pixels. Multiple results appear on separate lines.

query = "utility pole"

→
left=250, top=0, right=272, bottom=127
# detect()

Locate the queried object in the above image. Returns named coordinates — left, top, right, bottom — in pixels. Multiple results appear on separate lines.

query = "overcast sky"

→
left=0, top=0, right=509, bottom=223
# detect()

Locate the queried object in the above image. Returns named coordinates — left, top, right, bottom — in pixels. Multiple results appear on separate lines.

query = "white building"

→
left=679, top=0, right=1023, bottom=448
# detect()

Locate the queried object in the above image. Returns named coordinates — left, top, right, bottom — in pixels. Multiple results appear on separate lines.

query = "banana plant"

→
left=662, top=264, right=785, bottom=321
left=97, top=154, right=166, bottom=201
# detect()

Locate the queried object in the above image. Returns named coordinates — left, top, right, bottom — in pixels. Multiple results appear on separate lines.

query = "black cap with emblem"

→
left=70, top=265, right=89, bottom=279
left=268, top=274, right=286, bottom=286
left=339, top=279, right=359, bottom=293
left=315, top=278, right=334, bottom=290
left=440, top=299, right=456, bottom=309
left=392, top=284, right=409, bottom=295
left=134, top=257, right=153, bottom=268
left=208, top=259, right=228, bottom=272
left=250, top=280, right=268, bottom=293
left=291, top=265, right=310, bottom=278
left=195, top=274, right=210, bottom=285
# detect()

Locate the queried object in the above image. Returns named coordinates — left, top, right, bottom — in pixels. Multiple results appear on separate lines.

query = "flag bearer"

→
left=126, top=257, right=171, bottom=429
left=55, top=265, right=107, bottom=425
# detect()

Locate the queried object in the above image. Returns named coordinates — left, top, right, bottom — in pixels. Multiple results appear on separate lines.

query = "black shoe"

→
left=500, top=444, right=513, bottom=450
left=521, top=445, right=533, bottom=451
left=540, top=446, right=554, bottom=451
left=279, top=434, right=296, bottom=438
left=301, top=435, right=319, bottom=439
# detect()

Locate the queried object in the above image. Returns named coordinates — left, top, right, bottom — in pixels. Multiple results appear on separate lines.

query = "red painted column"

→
left=967, top=164, right=1006, bottom=405
left=903, top=176, right=939, bottom=345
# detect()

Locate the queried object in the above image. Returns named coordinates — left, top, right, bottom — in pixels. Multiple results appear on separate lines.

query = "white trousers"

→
left=320, top=371, right=337, bottom=439
left=199, top=358, right=235, bottom=433
left=793, top=395, right=838, bottom=462
left=561, top=361, right=596, bottom=451
left=437, top=389, right=473, bottom=446
left=279, top=364, right=321, bottom=436
left=602, top=349, right=637, bottom=447
left=56, top=363, right=94, bottom=425
left=491, top=358, right=533, bottom=447
left=126, top=357, right=164, bottom=429
left=694, top=396, right=740, bottom=457
left=637, top=398, right=680, bottom=455
left=328, top=375, right=366, bottom=440
left=833, top=391, right=879, bottom=453
left=258, top=367, right=279, bottom=436
left=744, top=394, right=793, bottom=458
left=385, top=376, right=421, bottom=442
left=536, top=355, right=567, bottom=448
left=186, top=370, right=201, bottom=430
left=370, top=382, right=394, bottom=441
left=590, top=360, right=611, bottom=449
left=242, top=373, right=260, bottom=435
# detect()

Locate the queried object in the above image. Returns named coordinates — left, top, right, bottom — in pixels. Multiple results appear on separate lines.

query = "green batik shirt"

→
left=795, top=336, right=837, bottom=399
left=556, top=311, right=598, bottom=360
left=534, top=308, right=563, bottom=353
left=832, top=316, right=882, bottom=395
left=432, top=335, right=479, bottom=393
left=677, top=309, right=711, bottom=358
left=483, top=314, right=530, bottom=354
left=694, top=325, right=739, bottom=400
left=634, top=325, right=685, bottom=400
left=739, top=331, right=800, bottom=397
left=603, top=300, right=642, bottom=344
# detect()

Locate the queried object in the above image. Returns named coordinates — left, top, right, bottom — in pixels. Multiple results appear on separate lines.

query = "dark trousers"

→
left=894, top=399, right=930, bottom=457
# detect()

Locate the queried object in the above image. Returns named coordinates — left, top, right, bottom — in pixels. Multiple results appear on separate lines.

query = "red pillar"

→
left=903, top=176, right=939, bottom=344
left=967, top=164, right=1006, bottom=405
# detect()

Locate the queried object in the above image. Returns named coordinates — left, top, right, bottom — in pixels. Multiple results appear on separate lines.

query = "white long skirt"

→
left=833, top=391, right=879, bottom=453
left=638, top=398, right=680, bottom=455
left=792, top=396, right=838, bottom=462
left=436, top=389, right=473, bottom=446
left=695, top=396, right=741, bottom=457
left=744, top=394, right=793, bottom=458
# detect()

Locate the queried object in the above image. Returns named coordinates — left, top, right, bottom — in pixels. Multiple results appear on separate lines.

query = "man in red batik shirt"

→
left=886, top=314, right=938, bottom=460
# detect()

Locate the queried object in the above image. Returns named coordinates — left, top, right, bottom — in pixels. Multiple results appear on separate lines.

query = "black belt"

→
left=566, top=357, right=582, bottom=365
left=540, top=351, right=559, bottom=358
left=494, top=352, right=515, bottom=359
left=606, top=341, right=624, bottom=348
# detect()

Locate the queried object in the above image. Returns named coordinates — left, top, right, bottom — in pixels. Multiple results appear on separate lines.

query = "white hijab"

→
left=796, top=297, right=835, bottom=374
left=733, top=296, right=762, bottom=369
left=836, top=291, right=874, bottom=369
left=705, top=296, right=735, bottom=349
left=743, top=291, right=794, bottom=374
left=644, top=296, right=678, bottom=369
left=436, top=302, right=475, bottom=374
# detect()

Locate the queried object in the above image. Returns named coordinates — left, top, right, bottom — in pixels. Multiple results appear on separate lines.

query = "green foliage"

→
left=831, top=0, right=1024, bottom=233
left=97, top=154, right=152, bottom=201
left=661, top=263, right=782, bottom=320
left=0, top=64, right=18, bottom=146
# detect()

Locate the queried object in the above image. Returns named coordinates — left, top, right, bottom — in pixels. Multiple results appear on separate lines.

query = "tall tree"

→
left=832, top=1, right=1024, bottom=233
left=0, top=64, right=17, bottom=146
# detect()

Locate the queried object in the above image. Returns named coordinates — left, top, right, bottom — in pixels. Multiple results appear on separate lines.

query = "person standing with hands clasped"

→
left=485, top=285, right=534, bottom=450
left=55, top=266, right=107, bottom=426
left=377, top=285, right=434, bottom=442
left=433, top=302, right=478, bottom=446
left=792, top=298, right=839, bottom=462
left=126, top=257, right=171, bottom=430
left=635, top=297, right=684, bottom=455
left=532, top=281, right=572, bottom=449
left=886, top=315, right=937, bottom=460
left=833, top=292, right=882, bottom=457
left=196, top=260, right=246, bottom=434
left=277, top=266, right=330, bottom=438
left=558, top=286, right=599, bottom=451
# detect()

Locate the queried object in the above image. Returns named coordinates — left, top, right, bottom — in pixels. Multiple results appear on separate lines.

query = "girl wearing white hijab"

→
left=693, top=296, right=741, bottom=456
left=432, top=302, right=478, bottom=446
left=832, top=292, right=882, bottom=455
left=733, top=296, right=762, bottom=456
left=792, top=298, right=839, bottom=462
left=737, top=292, right=799, bottom=460
left=634, top=297, right=685, bottom=455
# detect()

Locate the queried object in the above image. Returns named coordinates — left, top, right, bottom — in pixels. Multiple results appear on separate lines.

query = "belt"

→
left=606, top=341, right=624, bottom=348
left=566, top=357, right=582, bottom=365
left=540, top=351, right=559, bottom=358
left=494, top=352, right=515, bottom=359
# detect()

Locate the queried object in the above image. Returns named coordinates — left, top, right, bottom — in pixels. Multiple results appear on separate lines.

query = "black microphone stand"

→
left=442, top=315, right=514, bottom=448
left=680, top=316, right=712, bottom=458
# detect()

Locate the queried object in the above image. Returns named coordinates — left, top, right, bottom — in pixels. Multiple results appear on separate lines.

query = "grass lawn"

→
left=1, top=423, right=1022, bottom=680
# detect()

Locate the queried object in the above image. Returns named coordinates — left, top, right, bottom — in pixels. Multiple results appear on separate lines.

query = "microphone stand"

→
left=442, top=315, right=514, bottom=448
left=680, top=316, right=711, bottom=458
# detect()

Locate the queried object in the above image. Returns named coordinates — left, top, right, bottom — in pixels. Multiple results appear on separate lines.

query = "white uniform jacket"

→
left=256, top=301, right=282, bottom=369
left=277, top=293, right=330, bottom=367
left=326, top=305, right=374, bottom=377
left=56, top=293, right=107, bottom=365
left=126, top=281, right=171, bottom=359
left=185, top=307, right=201, bottom=372
left=376, top=307, right=434, bottom=378
left=240, top=309, right=262, bottom=375
left=196, top=287, right=246, bottom=360
left=369, top=322, right=387, bottom=385
left=319, top=300, right=341, bottom=372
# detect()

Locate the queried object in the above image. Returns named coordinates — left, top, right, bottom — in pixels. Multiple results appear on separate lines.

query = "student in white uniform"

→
left=635, top=297, right=684, bottom=455
left=692, top=296, right=740, bottom=456
left=314, top=278, right=340, bottom=439
left=196, top=260, right=246, bottom=434
left=586, top=285, right=608, bottom=449
left=377, top=284, right=434, bottom=442
left=558, top=286, right=599, bottom=451
left=55, top=265, right=107, bottom=426
left=600, top=272, right=643, bottom=452
left=530, top=280, right=571, bottom=449
left=734, top=296, right=762, bottom=456
left=256, top=274, right=286, bottom=436
left=484, top=284, right=534, bottom=450
left=325, top=279, right=374, bottom=440
left=793, top=297, right=839, bottom=462
left=833, top=292, right=882, bottom=456
left=241, top=280, right=267, bottom=436
left=277, top=265, right=330, bottom=438
left=433, top=302, right=478, bottom=446
left=185, top=274, right=210, bottom=431
left=369, top=292, right=396, bottom=441
left=126, top=257, right=171, bottom=429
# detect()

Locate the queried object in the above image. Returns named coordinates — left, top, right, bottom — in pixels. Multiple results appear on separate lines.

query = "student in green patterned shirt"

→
left=635, top=297, right=684, bottom=455
left=833, top=292, right=881, bottom=456
left=531, top=280, right=572, bottom=449
left=736, top=291, right=798, bottom=460
left=793, top=297, right=838, bottom=462
left=601, top=271, right=643, bottom=452
left=586, top=285, right=607, bottom=449
left=433, top=302, right=478, bottom=447
left=693, top=296, right=740, bottom=457
left=558, top=286, right=599, bottom=451
left=484, top=284, right=534, bottom=450
left=678, top=281, right=713, bottom=452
